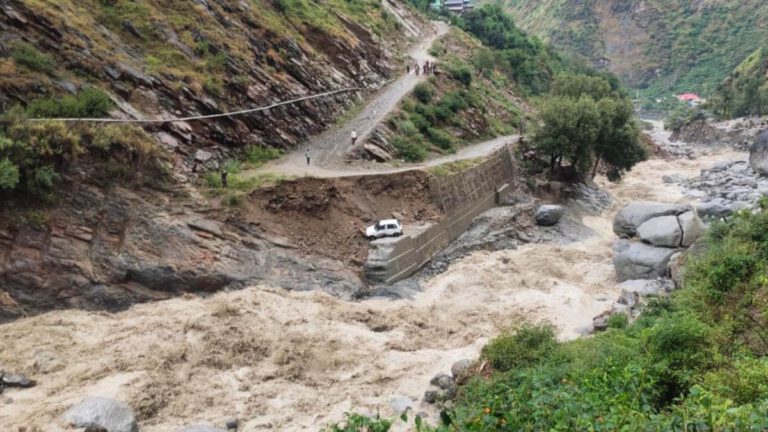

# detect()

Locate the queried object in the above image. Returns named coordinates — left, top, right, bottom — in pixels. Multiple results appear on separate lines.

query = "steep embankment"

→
left=488, top=0, right=768, bottom=96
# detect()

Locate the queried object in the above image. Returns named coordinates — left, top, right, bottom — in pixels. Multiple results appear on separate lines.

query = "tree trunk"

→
left=591, top=155, right=601, bottom=179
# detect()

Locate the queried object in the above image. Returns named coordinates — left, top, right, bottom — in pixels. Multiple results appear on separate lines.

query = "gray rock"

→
left=668, top=252, right=687, bottom=289
left=423, top=390, right=438, bottom=404
left=62, top=397, right=138, bottom=432
left=678, top=211, right=706, bottom=247
left=534, top=205, right=564, bottom=226
left=225, top=418, right=238, bottom=430
left=177, top=426, right=226, bottom=432
left=450, top=359, right=472, bottom=378
left=749, top=131, right=768, bottom=175
left=617, top=279, right=673, bottom=308
left=613, top=240, right=677, bottom=281
left=430, top=373, right=455, bottom=390
left=390, top=396, right=413, bottom=414
left=0, top=372, right=35, bottom=388
left=613, top=202, right=690, bottom=238
left=195, top=149, right=214, bottom=162
left=636, top=216, right=682, bottom=248
left=592, top=310, right=612, bottom=332
left=697, top=200, right=731, bottom=220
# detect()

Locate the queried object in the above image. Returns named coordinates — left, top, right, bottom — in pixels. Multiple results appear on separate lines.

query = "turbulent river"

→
left=0, top=123, right=746, bottom=431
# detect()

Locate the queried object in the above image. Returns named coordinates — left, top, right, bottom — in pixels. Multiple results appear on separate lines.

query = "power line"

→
left=21, top=85, right=381, bottom=124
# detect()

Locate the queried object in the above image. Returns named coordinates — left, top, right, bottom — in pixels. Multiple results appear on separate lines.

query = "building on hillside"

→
left=442, top=0, right=474, bottom=14
left=677, top=93, right=705, bottom=107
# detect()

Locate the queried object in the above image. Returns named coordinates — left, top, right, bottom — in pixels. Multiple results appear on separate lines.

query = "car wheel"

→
left=395, top=232, right=402, bottom=237
left=367, top=236, right=376, bottom=241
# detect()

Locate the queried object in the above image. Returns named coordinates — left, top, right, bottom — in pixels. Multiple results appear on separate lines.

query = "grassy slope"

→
left=484, top=0, right=768, bottom=99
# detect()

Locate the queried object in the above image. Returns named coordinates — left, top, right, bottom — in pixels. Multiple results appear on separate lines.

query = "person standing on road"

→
left=221, top=170, right=228, bottom=188
left=351, top=129, right=358, bottom=146
left=407, top=64, right=410, bottom=74
left=305, top=149, right=310, bottom=166
left=415, top=62, right=420, bottom=76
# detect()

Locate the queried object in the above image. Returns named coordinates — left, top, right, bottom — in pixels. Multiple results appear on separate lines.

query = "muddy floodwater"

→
left=0, top=126, right=746, bottom=431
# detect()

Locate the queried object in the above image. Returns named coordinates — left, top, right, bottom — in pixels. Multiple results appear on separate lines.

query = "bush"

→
left=11, top=43, right=55, bottom=73
left=450, top=64, right=472, bottom=86
left=323, top=413, right=391, bottom=432
left=481, top=324, right=558, bottom=372
left=413, top=83, right=435, bottom=104
left=245, top=145, right=281, bottom=166
left=0, top=157, right=20, bottom=190
left=427, top=128, right=453, bottom=150
left=391, top=137, right=427, bottom=162
left=27, top=89, right=113, bottom=118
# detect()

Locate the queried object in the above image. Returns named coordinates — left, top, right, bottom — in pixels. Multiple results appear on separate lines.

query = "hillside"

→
left=709, top=46, right=768, bottom=118
left=485, top=0, right=768, bottom=98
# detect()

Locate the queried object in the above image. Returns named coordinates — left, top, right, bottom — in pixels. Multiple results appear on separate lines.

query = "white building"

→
left=443, top=0, right=474, bottom=14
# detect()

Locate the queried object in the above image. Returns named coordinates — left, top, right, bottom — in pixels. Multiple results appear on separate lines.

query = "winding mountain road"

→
left=248, top=7, right=516, bottom=180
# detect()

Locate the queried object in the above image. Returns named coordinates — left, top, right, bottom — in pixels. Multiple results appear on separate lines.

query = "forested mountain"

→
left=484, top=0, right=768, bottom=98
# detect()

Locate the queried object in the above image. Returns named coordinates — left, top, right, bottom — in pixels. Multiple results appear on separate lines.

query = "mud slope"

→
left=245, top=171, right=442, bottom=265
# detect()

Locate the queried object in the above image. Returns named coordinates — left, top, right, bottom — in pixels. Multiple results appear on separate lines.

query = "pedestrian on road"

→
left=407, top=64, right=410, bottom=74
left=415, top=62, right=420, bottom=76
left=351, top=129, right=358, bottom=145
left=305, top=149, right=310, bottom=166
left=221, top=170, right=228, bottom=188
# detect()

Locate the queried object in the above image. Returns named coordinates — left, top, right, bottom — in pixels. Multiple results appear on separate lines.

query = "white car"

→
left=366, top=219, right=403, bottom=240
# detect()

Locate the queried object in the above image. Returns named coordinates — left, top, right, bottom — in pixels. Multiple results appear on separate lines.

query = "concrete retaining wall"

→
left=365, top=145, right=516, bottom=284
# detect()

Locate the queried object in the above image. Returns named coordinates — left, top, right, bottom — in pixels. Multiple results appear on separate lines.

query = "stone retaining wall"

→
left=365, top=145, right=516, bottom=284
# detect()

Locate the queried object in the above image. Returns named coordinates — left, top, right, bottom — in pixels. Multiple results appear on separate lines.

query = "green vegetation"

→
left=0, top=102, right=164, bottom=197
left=530, top=74, right=646, bottom=181
left=10, top=42, right=55, bottom=74
left=428, top=158, right=483, bottom=177
left=26, top=89, right=113, bottom=119
left=709, top=47, right=768, bottom=118
left=493, top=0, right=768, bottom=107
left=323, top=413, right=392, bottom=432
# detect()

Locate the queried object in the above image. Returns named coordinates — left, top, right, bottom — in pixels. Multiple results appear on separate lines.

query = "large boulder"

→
left=678, top=211, right=706, bottom=247
left=534, top=205, right=564, bottom=226
left=697, top=199, right=732, bottom=220
left=613, top=240, right=677, bottom=281
left=749, top=131, right=768, bottom=175
left=617, top=279, right=674, bottom=308
left=636, top=216, right=682, bottom=247
left=613, top=202, right=691, bottom=238
left=62, top=397, right=138, bottom=432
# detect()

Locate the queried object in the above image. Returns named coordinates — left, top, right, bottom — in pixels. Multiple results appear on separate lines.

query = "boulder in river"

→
left=749, top=131, right=768, bottom=176
left=613, top=240, right=677, bottom=281
left=613, top=202, right=690, bottom=238
left=62, top=397, right=138, bottom=432
left=534, top=205, right=564, bottom=226
left=679, top=211, right=706, bottom=247
left=451, top=359, right=472, bottom=378
left=636, top=215, right=682, bottom=248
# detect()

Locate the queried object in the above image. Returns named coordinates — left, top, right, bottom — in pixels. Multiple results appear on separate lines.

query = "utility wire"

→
left=21, top=84, right=383, bottom=124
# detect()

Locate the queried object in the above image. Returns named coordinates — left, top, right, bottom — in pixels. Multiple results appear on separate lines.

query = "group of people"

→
left=407, top=60, right=436, bottom=76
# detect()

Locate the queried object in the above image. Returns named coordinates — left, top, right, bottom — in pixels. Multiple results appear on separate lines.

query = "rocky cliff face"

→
left=1, top=0, right=415, bottom=166
left=489, top=0, right=768, bottom=95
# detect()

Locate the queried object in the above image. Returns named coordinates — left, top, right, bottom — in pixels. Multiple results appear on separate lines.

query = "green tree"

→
left=531, top=74, right=644, bottom=180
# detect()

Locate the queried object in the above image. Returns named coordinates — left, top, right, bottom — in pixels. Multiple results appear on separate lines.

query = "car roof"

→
left=378, top=219, right=400, bottom=224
